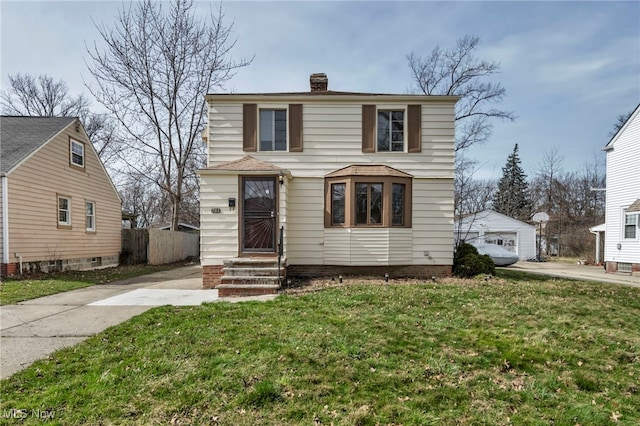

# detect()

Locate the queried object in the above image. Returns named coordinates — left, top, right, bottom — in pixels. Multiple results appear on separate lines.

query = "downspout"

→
left=1, top=174, right=9, bottom=268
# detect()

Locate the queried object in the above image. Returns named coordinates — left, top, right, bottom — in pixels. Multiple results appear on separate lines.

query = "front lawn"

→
left=2, top=274, right=639, bottom=425
left=0, top=263, right=188, bottom=305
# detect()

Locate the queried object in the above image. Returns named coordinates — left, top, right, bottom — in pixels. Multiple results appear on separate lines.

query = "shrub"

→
left=453, top=243, right=496, bottom=278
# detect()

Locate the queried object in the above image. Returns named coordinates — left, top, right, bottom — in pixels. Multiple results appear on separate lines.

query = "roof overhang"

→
left=627, top=199, right=640, bottom=213
left=198, top=155, right=292, bottom=178
left=205, top=93, right=459, bottom=105
left=589, top=223, right=606, bottom=234
left=325, top=164, right=413, bottom=178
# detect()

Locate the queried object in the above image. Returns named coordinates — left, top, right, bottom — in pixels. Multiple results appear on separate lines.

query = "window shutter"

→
left=243, top=103, right=257, bottom=152
left=289, top=104, right=303, bottom=152
left=407, top=104, right=422, bottom=153
left=362, top=105, right=376, bottom=153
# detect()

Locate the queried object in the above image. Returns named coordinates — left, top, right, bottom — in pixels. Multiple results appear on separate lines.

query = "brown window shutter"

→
left=289, top=104, right=303, bottom=152
left=362, top=105, right=376, bottom=153
left=243, top=103, right=257, bottom=152
left=407, top=104, right=422, bottom=153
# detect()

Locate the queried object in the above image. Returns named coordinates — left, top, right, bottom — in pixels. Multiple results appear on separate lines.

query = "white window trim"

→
left=58, top=195, right=71, bottom=227
left=376, top=106, right=407, bottom=153
left=623, top=208, right=639, bottom=240
left=258, top=105, right=288, bottom=152
left=86, top=200, right=96, bottom=232
left=70, top=139, right=85, bottom=168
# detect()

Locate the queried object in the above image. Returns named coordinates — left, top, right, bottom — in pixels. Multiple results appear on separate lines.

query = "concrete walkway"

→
left=0, top=265, right=276, bottom=379
left=507, top=261, right=640, bottom=287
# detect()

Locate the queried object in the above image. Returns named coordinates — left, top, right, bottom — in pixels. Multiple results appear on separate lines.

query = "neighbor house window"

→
left=86, top=201, right=96, bottom=232
left=377, top=110, right=404, bottom=152
left=58, top=196, right=71, bottom=227
left=624, top=210, right=638, bottom=239
left=325, top=166, right=412, bottom=228
left=259, top=109, right=287, bottom=151
left=70, top=139, right=85, bottom=167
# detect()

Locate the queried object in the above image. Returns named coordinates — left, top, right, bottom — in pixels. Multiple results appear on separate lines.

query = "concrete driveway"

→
left=0, top=265, right=275, bottom=380
left=507, top=261, right=640, bottom=287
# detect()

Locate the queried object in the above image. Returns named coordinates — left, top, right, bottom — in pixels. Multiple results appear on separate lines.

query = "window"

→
left=58, top=196, right=71, bottom=227
left=392, top=183, right=405, bottom=226
left=356, top=183, right=383, bottom=224
left=86, top=201, right=96, bottom=232
left=325, top=166, right=412, bottom=228
left=624, top=211, right=638, bottom=239
left=377, top=110, right=404, bottom=152
left=70, top=139, right=85, bottom=167
left=259, top=109, right=287, bottom=151
left=331, top=183, right=346, bottom=225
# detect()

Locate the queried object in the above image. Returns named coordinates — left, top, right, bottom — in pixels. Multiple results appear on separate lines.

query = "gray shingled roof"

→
left=0, top=116, right=76, bottom=174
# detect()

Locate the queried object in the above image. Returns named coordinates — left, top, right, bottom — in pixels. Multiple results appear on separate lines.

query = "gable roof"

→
left=628, top=199, right=640, bottom=213
left=0, top=116, right=77, bottom=174
left=604, top=103, right=640, bottom=151
left=208, top=155, right=284, bottom=171
left=458, top=209, right=536, bottom=229
left=325, top=164, right=413, bottom=178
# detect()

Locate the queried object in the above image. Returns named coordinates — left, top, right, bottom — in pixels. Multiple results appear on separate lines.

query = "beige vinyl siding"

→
left=411, top=178, right=454, bottom=265
left=286, top=178, right=324, bottom=264
left=199, top=175, right=239, bottom=265
left=323, top=228, right=413, bottom=266
left=6, top=127, right=121, bottom=264
left=207, top=101, right=455, bottom=179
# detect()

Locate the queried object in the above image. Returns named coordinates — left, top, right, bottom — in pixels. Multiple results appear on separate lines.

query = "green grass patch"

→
left=0, top=263, right=188, bottom=305
left=2, top=276, right=640, bottom=424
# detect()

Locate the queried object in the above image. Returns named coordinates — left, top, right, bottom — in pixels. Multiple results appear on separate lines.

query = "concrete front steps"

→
left=217, top=258, right=285, bottom=297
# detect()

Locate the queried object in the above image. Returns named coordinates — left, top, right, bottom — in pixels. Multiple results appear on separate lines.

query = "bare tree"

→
left=86, top=0, right=251, bottom=230
left=608, top=109, right=634, bottom=137
left=1, top=73, right=120, bottom=167
left=407, top=35, right=515, bottom=152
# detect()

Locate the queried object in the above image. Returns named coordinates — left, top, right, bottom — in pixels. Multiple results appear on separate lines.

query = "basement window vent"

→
left=92, top=257, right=102, bottom=267
left=618, top=262, right=632, bottom=273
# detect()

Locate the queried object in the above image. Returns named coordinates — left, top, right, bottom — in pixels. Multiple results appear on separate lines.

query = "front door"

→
left=242, top=177, right=277, bottom=253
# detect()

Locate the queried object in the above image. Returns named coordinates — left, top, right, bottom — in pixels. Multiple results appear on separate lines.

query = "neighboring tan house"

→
left=198, top=73, right=458, bottom=295
left=603, top=104, right=640, bottom=275
left=455, top=210, right=536, bottom=261
left=0, top=116, right=122, bottom=276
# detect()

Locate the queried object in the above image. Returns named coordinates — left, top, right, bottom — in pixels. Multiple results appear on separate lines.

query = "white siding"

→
left=456, top=210, right=537, bottom=260
left=604, top=107, right=640, bottom=264
left=199, top=175, right=239, bottom=265
left=207, top=101, right=455, bottom=179
left=202, top=95, right=457, bottom=268
left=287, top=178, right=324, bottom=264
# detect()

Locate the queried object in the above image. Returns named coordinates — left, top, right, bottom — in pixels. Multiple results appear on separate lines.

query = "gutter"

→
left=1, top=173, right=8, bottom=265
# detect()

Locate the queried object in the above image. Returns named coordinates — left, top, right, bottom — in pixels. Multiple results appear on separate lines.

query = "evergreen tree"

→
left=493, top=144, right=533, bottom=221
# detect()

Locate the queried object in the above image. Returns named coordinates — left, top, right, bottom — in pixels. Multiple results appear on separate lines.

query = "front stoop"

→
left=218, top=258, right=285, bottom=297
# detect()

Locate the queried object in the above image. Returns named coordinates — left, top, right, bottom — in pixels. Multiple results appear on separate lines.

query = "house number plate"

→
left=211, top=208, right=222, bottom=214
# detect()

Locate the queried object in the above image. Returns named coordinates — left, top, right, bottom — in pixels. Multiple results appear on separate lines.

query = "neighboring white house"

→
left=198, top=73, right=458, bottom=295
left=603, top=103, right=640, bottom=275
left=455, top=210, right=537, bottom=261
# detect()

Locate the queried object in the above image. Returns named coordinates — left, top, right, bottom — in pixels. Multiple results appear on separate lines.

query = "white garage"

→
left=455, top=210, right=537, bottom=261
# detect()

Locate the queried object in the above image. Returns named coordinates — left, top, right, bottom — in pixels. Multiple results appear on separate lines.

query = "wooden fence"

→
left=121, top=229, right=199, bottom=265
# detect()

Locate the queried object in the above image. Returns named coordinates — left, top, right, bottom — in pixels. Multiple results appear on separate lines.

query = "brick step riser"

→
left=220, top=278, right=282, bottom=285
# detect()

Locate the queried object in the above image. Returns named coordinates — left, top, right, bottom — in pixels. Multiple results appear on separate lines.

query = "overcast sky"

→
left=1, top=1, right=638, bottom=180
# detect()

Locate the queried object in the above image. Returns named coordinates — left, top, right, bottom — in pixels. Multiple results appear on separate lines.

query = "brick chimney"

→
left=310, top=73, right=328, bottom=92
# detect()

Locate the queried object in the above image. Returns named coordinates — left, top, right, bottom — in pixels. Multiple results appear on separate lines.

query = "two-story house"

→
left=199, top=74, right=458, bottom=295
left=0, top=116, right=122, bottom=276
left=603, top=104, right=640, bottom=275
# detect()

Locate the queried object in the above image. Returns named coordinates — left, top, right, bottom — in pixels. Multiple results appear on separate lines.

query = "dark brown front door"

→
left=242, top=177, right=277, bottom=253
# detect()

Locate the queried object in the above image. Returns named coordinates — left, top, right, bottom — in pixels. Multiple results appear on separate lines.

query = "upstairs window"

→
left=259, top=109, right=287, bottom=151
left=377, top=110, right=404, bottom=152
left=624, top=210, right=638, bottom=239
left=58, top=196, right=71, bottom=227
left=70, top=139, right=85, bottom=167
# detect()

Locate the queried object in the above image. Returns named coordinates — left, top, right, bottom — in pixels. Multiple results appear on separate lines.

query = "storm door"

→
left=242, top=177, right=277, bottom=253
